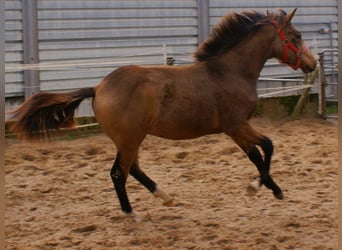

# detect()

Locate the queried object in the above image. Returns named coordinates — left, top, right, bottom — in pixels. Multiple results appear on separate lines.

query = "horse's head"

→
left=267, top=9, right=316, bottom=73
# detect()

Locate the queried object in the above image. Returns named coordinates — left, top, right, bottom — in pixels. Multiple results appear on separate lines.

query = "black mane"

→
left=194, top=11, right=269, bottom=61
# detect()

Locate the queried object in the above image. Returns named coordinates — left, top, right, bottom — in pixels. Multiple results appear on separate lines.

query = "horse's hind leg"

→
left=110, top=151, right=173, bottom=220
left=227, top=123, right=283, bottom=199
left=110, top=151, right=142, bottom=221
left=110, top=152, right=132, bottom=214
left=130, top=159, right=174, bottom=206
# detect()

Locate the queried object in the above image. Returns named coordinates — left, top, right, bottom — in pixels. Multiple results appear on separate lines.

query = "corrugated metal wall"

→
left=5, top=0, right=23, bottom=98
left=37, top=0, right=198, bottom=93
left=5, top=0, right=339, bottom=116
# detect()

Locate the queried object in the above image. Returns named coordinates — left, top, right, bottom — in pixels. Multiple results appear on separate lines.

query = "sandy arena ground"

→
left=5, top=118, right=338, bottom=250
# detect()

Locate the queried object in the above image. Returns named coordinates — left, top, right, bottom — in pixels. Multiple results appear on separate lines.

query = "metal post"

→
left=197, top=0, right=210, bottom=45
left=0, top=0, right=5, bottom=248
left=22, top=0, right=40, bottom=99
left=338, top=2, right=342, bottom=250
left=329, top=21, right=336, bottom=83
left=318, top=52, right=326, bottom=117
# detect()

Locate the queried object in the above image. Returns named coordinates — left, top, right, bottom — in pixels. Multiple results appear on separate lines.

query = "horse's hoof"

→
left=246, top=180, right=260, bottom=196
left=125, top=210, right=144, bottom=222
left=153, top=186, right=174, bottom=206
left=274, top=191, right=284, bottom=200
left=163, top=199, right=175, bottom=207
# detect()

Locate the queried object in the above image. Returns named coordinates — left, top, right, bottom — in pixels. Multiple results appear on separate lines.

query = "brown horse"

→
left=9, top=9, right=316, bottom=219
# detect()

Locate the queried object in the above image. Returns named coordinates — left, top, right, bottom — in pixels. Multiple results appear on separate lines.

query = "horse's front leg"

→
left=243, top=143, right=283, bottom=199
left=226, top=123, right=283, bottom=200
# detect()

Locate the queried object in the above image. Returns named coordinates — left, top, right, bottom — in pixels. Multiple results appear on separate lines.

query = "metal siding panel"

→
left=39, top=45, right=196, bottom=61
left=5, top=20, right=22, bottom=30
left=210, top=0, right=337, bottom=8
left=37, top=9, right=198, bottom=20
left=5, top=10, right=22, bottom=21
left=39, top=18, right=198, bottom=30
left=37, top=0, right=198, bottom=103
left=39, top=37, right=197, bottom=50
left=39, top=27, right=198, bottom=40
left=5, top=51, right=23, bottom=63
left=40, top=78, right=105, bottom=92
left=5, top=0, right=24, bottom=97
left=38, top=1, right=197, bottom=9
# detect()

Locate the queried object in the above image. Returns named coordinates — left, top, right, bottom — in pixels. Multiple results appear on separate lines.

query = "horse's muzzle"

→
left=302, top=60, right=317, bottom=73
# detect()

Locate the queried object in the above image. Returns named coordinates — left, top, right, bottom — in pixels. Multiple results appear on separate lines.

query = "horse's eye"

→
left=291, top=33, right=301, bottom=45
left=293, top=31, right=302, bottom=40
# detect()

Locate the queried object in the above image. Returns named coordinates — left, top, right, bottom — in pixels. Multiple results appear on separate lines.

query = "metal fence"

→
left=5, top=0, right=339, bottom=116
left=318, top=49, right=339, bottom=119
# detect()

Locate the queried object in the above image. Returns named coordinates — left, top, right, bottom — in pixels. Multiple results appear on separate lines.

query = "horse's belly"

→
left=149, top=116, right=222, bottom=140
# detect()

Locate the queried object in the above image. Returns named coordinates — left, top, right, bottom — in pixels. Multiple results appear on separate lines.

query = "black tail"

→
left=8, top=88, right=95, bottom=140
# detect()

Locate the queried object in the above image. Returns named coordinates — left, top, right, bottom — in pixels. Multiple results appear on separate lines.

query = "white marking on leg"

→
left=153, top=186, right=174, bottom=206
left=246, top=179, right=260, bottom=197
left=124, top=210, right=143, bottom=222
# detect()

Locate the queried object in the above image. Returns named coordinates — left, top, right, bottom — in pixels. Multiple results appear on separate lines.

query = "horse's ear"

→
left=266, top=10, right=276, bottom=20
left=286, top=8, right=297, bottom=24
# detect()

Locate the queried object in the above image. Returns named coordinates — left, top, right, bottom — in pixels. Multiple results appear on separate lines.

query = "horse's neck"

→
left=221, top=25, right=276, bottom=81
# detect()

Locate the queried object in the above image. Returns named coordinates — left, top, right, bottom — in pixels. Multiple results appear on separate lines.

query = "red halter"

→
left=271, top=20, right=307, bottom=70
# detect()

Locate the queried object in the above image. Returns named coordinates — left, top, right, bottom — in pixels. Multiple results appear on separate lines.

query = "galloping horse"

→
left=9, top=9, right=316, bottom=219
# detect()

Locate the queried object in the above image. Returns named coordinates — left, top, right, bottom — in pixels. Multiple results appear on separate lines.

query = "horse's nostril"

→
left=309, top=61, right=317, bottom=72
left=304, top=60, right=317, bottom=73
left=313, top=61, right=317, bottom=70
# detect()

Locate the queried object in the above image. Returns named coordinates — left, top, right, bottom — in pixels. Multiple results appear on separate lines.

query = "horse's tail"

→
left=7, top=87, right=95, bottom=140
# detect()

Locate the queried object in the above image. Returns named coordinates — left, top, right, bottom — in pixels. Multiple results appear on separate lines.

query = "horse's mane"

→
left=194, top=11, right=269, bottom=61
